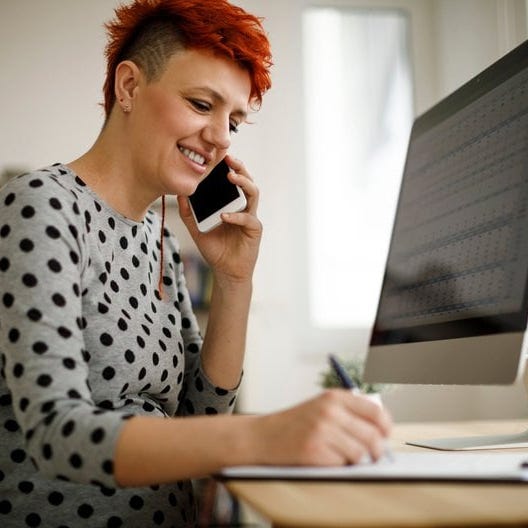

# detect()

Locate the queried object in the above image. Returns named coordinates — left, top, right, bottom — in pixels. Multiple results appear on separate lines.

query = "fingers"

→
left=224, top=154, right=250, bottom=178
left=323, top=389, right=392, bottom=463
left=221, top=211, right=262, bottom=235
left=326, top=423, right=375, bottom=464
left=254, top=388, right=393, bottom=469
left=290, top=389, right=392, bottom=467
left=343, top=391, right=393, bottom=437
left=334, top=405, right=388, bottom=462
left=224, top=155, right=259, bottom=214
left=216, top=156, right=261, bottom=234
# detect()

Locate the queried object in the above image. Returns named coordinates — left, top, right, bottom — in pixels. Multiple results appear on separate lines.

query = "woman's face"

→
left=128, top=48, right=251, bottom=199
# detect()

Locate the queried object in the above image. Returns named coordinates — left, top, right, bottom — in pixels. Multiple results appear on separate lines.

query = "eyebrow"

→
left=195, top=86, right=249, bottom=121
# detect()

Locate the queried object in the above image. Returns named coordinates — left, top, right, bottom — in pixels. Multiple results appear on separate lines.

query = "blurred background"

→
left=1, top=0, right=528, bottom=423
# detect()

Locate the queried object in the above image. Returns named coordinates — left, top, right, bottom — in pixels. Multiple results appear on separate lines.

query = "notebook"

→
left=218, top=451, right=528, bottom=482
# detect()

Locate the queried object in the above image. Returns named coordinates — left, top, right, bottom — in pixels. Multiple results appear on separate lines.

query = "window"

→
left=303, top=7, right=413, bottom=327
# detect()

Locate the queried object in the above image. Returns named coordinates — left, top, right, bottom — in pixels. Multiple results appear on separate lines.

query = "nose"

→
left=202, top=116, right=231, bottom=151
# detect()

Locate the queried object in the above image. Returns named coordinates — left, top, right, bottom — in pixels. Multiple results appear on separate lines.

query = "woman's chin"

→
left=161, top=178, right=200, bottom=199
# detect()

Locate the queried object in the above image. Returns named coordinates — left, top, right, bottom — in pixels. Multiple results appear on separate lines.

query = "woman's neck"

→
left=67, top=122, right=156, bottom=222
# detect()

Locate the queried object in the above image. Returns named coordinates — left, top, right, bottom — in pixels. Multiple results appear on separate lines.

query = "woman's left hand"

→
left=178, top=155, right=262, bottom=283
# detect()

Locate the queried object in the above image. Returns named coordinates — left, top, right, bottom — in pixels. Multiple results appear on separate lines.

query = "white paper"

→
left=219, top=452, right=528, bottom=482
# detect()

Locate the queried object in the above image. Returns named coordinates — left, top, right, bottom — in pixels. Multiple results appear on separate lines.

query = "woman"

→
left=0, top=0, right=392, bottom=526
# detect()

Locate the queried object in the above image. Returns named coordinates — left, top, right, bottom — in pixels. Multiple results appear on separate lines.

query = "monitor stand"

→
left=406, top=359, right=528, bottom=451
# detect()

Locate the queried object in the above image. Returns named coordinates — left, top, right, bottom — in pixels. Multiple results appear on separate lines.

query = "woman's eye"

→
left=190, top=98, right=239, bottom=133
left=190, top=100, right=210, bottom=112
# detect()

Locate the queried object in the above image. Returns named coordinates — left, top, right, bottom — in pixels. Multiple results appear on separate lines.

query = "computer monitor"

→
left=363, top=39, right=528, bottom=450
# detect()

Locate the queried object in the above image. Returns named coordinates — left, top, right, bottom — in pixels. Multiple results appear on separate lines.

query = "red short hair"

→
left=102, top=0, right=272, bottom=117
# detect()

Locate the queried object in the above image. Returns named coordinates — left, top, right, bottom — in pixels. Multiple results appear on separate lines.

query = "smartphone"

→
left=189, top=158, right=247, bottom=233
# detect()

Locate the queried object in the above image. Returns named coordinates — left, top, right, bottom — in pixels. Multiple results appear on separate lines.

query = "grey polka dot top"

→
left=0, top=164, right=238, bottom=527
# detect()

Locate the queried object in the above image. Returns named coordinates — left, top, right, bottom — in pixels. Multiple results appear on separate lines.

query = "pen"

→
left=328, top=353, right=358, bottom=391
left=328, top=353, right=394, bottom=462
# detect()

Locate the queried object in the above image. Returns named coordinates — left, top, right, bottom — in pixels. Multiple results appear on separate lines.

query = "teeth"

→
left=179, top=147, right=205, bottom=166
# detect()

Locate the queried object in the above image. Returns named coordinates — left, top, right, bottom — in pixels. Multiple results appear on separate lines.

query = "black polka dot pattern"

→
left=0, top=165, right=238, bottom=526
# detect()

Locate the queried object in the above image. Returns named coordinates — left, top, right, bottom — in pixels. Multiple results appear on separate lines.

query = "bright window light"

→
left=303, top=8, right=413, bottom=327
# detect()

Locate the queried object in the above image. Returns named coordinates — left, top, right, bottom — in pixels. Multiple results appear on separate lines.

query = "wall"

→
left=432, top=0, right=527, bottom=99
left=1, top=0, right=527, bottom=422
left=0, top=0, right=112, bottom=171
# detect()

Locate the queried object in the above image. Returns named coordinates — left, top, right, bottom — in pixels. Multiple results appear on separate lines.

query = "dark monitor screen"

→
left=364, top=40, right=528, bottom=386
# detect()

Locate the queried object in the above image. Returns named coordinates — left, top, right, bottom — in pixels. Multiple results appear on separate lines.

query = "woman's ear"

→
left=114, top=60, right=141, bottom=112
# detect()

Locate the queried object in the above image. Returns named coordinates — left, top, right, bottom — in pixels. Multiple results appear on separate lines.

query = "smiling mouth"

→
left=179, top=146, right=206, bottom=166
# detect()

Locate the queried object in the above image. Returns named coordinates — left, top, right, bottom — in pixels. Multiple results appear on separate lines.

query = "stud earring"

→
left=119, top=98, right=131, bottom=113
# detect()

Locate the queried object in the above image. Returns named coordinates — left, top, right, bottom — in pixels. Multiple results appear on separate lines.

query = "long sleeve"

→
left=0, top=172, right=125, bottom=487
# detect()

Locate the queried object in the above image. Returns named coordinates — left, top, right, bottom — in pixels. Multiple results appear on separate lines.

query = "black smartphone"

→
left=189, top=159, right=247, bottom=232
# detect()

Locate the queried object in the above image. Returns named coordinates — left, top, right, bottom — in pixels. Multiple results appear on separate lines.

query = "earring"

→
left=119, top=98, right=131, bottom=113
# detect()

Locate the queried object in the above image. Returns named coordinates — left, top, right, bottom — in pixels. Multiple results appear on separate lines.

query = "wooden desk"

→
left=224, top=420, right=528, bottom=527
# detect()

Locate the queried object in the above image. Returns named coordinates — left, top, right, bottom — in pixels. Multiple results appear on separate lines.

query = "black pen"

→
left=328, top=353, right=394, bottom=462
left=328, top=353, right=358, bottom=390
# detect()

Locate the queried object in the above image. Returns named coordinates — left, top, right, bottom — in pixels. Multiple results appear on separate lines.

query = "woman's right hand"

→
left=113, top=389, right=392, bottom=486
left=250, top=389, right=393, bottom=466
